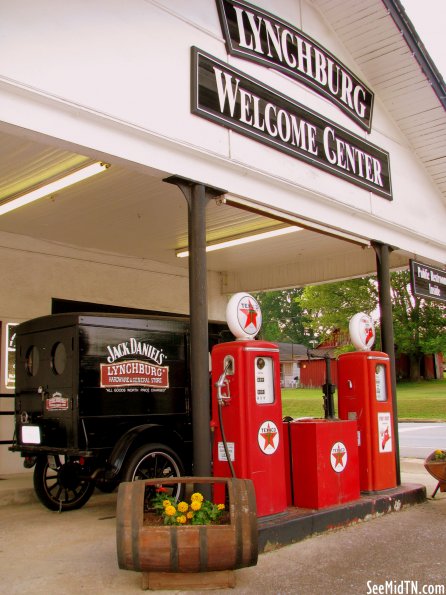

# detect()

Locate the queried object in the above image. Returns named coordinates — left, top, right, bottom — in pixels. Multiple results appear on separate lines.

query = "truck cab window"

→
left=51, top=342, right=67, bottom=375
left=25, top=345, right=40, bottom=376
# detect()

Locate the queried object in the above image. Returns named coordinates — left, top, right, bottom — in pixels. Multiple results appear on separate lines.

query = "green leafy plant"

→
left=151, top=488, right=226, bottom=526
left=432, top=449, right=446, bottom=461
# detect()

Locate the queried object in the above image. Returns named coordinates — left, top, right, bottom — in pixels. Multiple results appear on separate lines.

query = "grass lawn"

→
left=281, top=378, right=446, bottom=421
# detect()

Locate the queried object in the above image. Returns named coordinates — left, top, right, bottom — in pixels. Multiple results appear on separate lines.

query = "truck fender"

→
left=104, top=424, right=184, bottom=481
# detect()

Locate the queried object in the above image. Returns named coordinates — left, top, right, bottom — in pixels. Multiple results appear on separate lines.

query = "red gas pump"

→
left=337, top=313, right=397, bottom=492
left=211, top=293, right=287, bottom=518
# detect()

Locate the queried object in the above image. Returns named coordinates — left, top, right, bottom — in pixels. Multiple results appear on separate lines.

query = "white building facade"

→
left=0, top=0, right=445, bottom=473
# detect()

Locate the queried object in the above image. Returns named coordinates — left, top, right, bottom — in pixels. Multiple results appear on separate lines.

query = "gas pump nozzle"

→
left=216, top=370, right=231, bottom=404
left=215, top=363, right=236, bottom=477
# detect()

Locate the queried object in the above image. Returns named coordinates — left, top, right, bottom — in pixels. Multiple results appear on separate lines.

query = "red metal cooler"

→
left=338, top=351, right=397, bottom=492
left=288, top=419, right=360, bottom=509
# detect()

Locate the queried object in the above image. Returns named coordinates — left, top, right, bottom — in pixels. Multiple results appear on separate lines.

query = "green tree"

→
left=256, top=272, right=445, bottom=381
left=299, top=277, right=378, bottom=343
left=253, top=289, right=315, bottom=345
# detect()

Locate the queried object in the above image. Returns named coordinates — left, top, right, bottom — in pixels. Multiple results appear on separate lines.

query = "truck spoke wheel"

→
left=33, top=455, right=95, bottom=512
left=122, top=443, right=184, bottom=506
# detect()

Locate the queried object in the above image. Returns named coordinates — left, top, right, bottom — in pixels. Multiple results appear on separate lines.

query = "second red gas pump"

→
left=211, top=293, right=287, bottom=518
left=338, top=313, right=397, bottom=492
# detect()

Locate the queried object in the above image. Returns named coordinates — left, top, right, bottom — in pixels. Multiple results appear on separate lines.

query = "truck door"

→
left=16, top=325, right=77, bottom=450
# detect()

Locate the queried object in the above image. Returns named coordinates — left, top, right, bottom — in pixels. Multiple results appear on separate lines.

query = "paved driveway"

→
left=0, top=476, right=445, bottom=595
left=398, top=422, right=446, bottom=458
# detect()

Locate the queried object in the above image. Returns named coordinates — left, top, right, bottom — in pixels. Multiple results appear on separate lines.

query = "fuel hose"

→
left=217, top=398, right=236, bottom=478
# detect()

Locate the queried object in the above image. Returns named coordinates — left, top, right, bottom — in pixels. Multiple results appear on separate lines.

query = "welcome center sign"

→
left=191, top=48, right=392, bottom=200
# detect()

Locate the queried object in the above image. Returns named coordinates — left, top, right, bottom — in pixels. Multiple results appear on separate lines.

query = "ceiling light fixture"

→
left=0, top=161, right=110, bottom=216
left=176, top=225, right=300, bottom=258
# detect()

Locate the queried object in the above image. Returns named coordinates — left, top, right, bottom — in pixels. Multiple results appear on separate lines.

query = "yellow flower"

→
left=162, top=500, right=171, bottom=508
left=187, top=511, right=194, bottom=519
left=176, top=515, right=187, bottom=524
left=191, top=500, right=202, bottom=511
left=165, top=505, right=176, bottom=517
left=191, top=492, right=204, bottom=502
left=217, top=503, right=225, bottom=511
left=177, top=501, right=188, bottom=513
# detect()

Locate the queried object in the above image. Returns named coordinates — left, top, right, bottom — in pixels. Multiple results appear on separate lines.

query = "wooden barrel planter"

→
left=424, top=451, right=446, bottom=497
left=116, top=476, right=258, bottom=578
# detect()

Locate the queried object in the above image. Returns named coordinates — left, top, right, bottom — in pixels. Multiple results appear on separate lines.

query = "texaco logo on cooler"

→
left=258, top=420, right=279, bottom=455
left=330, top=441, right=348, bottom=472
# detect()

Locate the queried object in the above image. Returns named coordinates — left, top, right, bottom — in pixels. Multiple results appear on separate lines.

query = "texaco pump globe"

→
left=349, top=312, right=375, bottom=351
left=226, top=292, right=262, bottom=340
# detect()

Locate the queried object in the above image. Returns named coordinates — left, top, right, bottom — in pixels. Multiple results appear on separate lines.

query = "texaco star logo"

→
left=258, top=421, right=279, bottom=455
left=238, top=297, right=261, bottom=335
left=330, top=442, right=348, bottom=473
left=361, top=321, right=375, bottom=349
left=226, top=292, right=262, bottom=339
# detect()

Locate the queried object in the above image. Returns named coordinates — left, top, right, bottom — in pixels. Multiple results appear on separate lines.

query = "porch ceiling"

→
left=313, top=0, right=446, bottom=202
left=0, top=129, right=365, bottom=282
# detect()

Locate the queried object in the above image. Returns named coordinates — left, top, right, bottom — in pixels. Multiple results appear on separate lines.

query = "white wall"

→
left=0, top=231, right=226, bottom=322
left=0, top=0, right=444, bottom=265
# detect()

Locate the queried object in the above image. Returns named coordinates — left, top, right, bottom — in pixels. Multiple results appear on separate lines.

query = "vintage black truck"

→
left=10, top=312, right=229, bottom=511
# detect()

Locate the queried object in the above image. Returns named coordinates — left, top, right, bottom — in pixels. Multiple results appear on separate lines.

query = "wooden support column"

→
left=372, top=241, right=401, bottom=485
left=164, top=176, right=226, bottom=491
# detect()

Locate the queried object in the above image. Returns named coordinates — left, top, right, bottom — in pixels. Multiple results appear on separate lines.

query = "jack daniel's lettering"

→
left=106, top=337, right=165, bottom=365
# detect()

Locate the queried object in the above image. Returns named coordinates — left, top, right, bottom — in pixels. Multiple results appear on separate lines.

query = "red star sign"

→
left=333, top=449, right=346, bottom=467
left=364, top=326, right=374, bottom=345
left=240, top=299, right=258, bottom=329
left=260, top=424, right=277, bottom=449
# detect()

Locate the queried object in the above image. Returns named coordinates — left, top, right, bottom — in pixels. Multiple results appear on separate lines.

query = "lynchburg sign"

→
left=216, top=0, right=374, bottom=131
left=191, top=48, right=392, bottom=199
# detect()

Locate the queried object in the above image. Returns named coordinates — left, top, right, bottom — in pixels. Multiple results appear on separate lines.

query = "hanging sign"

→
left=409, top=259, right=446, bottom=303
left=192, top=47, right=392, bottom=199
left=216, top=0, right=374, bottom=131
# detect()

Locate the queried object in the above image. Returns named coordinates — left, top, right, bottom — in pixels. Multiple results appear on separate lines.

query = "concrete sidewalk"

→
left=0, top=460, right=444, bottom=594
